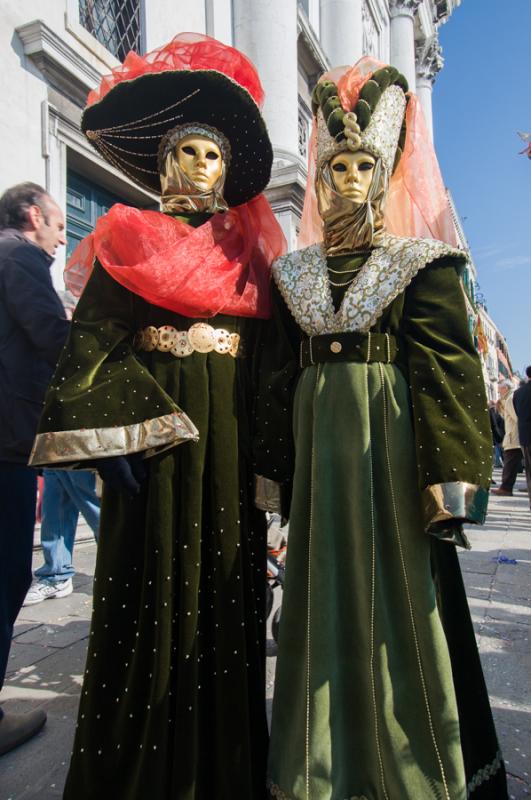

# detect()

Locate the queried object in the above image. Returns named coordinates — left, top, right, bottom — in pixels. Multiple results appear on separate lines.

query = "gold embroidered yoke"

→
left=253, top=233, right=492, bottom=530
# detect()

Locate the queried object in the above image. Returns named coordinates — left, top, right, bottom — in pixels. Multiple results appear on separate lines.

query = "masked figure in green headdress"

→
left=254, top=59, right=507, bottom=800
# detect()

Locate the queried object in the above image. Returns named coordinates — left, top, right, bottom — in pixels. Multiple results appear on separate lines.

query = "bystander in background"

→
left=488, top=400, right=504, bottom=475
left=513, top=365, right=531, bottom=508
left=492, top=379, right=522, bottom=497
left=0, top=182, right=68, bottom=755
left=24, top=290, right=100, bottom=606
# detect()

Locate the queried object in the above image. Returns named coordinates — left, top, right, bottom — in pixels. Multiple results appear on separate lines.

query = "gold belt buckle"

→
left=143, top=326, right=159, bottom=352
left=214, top=328, right=232, bottom=354
left=157, top=325, right=178, bottom=352
left=171, top=331, right=194, bottom=357
left=187, top=322, right=216, bottom=353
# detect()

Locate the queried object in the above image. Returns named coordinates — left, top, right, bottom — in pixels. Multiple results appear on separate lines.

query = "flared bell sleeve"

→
left=29, top=261, right=198, bottom=467
left=403, top=258, right=491, bottom=532
left=253, top=283, right=301, bottom=518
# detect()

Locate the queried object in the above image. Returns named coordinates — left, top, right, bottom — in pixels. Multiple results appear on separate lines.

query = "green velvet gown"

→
left=31, top=215, right=269, bottom=799
left=254, top=237, right=508, bottom=800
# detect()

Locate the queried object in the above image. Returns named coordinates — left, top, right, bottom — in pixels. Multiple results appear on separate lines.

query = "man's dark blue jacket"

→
left=513, top=381, right=531, bottom=447
left=0, top=229, right=69, bottom=463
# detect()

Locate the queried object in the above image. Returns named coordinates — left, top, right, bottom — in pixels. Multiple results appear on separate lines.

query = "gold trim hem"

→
left=29, top=410, right=199, bottom=467
left=423, top=482, right=488, bottom=527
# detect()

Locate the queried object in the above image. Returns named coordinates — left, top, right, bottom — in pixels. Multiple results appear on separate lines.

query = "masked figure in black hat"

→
left=30, top=33, right=285, bottom=800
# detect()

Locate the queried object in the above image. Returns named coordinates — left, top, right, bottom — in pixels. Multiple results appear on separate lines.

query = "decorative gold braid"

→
left=269, top=782, right=291, bottom=800
left=96, top=139, right=158, bottom=158
left=102, top=129, right=183, bottom=141
left=467, top=751, right=503, bottom=794
left=305, top=363, right=321, bottom=799
left=378, top=362, right=451, bottom=800
left=367, top=363, right=390, bottom=800
left=269, top=782, right=369, bottom=800
left=96, top=139, right=158, bottom=175
left=95, top=140, right=158, bottom=193
left=91, top=89, right=201, bottom=134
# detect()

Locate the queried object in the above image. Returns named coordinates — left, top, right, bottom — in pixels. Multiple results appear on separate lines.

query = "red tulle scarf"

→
left=87, top=32, right=265, bottom=109
left=65, top=196, right=286, bottom=319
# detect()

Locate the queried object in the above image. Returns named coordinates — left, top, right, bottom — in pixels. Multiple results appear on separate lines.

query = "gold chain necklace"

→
left=327, top=265, right=360, bottom=275
left=328, top=275, right=358, bottom=288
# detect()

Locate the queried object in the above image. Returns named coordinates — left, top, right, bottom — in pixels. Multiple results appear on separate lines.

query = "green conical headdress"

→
left=312, top=66, right=409, bottom=174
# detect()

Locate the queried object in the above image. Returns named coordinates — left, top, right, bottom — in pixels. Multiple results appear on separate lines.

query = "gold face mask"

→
left=316, top=151, right=387, bottom=255
left=175, top=134, right=223, bottom=191
left=329, top=150, right=376, bottom=203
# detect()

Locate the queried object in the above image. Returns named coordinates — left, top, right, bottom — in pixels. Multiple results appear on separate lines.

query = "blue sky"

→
left=433, top=0, right=531, bottom=375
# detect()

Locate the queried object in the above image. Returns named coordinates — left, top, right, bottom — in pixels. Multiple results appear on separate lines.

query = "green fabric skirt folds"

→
left=269, top=361, right=466, bottom=800
left=63, top=327, right=268, bottom=800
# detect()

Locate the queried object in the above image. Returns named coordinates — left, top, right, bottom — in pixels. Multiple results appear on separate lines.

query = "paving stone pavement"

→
left=1, top=469, right=530, bottom=798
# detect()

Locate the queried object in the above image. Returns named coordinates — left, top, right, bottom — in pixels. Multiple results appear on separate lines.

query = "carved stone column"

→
left=320, top=0, right=363, bottom=67
left=232, top=0, right=298, bottom=157
left=389, top=0, right=422, bottom=91
left=415, top=35, right=444, bottom=141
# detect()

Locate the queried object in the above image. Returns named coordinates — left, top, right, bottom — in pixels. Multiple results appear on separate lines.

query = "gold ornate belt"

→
left=134, top=323, right=241, bottom=358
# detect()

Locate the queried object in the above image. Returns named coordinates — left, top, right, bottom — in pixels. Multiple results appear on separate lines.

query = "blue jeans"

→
left=493, top=444, right=504, bottom=468
left=34, top=470, right=100, bottom=584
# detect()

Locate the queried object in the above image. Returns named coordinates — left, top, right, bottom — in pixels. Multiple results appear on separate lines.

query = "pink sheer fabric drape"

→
left=299, top=57, right=459, bottom=248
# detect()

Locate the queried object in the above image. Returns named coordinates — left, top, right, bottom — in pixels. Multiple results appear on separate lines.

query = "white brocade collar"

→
left=272, top=233, right=465, bottom=336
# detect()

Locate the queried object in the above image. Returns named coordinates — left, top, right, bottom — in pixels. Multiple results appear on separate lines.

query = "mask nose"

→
left=346, top=165, right=359, bottom=183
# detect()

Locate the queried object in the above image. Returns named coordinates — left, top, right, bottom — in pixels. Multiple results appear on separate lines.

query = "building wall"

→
left=0, top=0, right=497, bottom=311
left=3, top=0, right=518, bottom=404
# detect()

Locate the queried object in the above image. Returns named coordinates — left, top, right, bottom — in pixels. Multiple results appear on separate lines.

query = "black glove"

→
left=427, top=519, right=471, bottom=550
left=93, top=453, right=147, bottom=496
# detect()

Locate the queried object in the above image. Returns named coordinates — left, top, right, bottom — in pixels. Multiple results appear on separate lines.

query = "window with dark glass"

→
left=79, top=0, right=141, bottom=61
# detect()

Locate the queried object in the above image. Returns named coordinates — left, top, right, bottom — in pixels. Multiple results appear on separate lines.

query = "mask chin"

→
left=159, top=151, right=229, bottom=216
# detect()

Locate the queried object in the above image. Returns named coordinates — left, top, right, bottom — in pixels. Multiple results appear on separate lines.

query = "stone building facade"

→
left=1, top=0, right=462, bottom=285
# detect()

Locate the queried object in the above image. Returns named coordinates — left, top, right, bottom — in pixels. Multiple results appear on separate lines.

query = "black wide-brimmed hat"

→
left=81, top=34, right=273, bottom=207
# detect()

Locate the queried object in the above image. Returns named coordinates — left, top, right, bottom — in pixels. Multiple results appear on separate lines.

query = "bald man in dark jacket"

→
left=0, top=182, right=69, bottom=756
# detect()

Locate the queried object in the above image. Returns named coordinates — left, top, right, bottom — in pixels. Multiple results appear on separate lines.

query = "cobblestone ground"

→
left=1, top=468, right=530, bottom=798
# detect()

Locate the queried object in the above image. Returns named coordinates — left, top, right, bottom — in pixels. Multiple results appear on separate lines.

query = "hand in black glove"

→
left=93, top=453, right=147, bottom=496
left=427, top=519, right=471, bottom=550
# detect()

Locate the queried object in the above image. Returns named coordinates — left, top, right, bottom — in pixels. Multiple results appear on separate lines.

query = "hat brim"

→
left=81, top=70, right=273, bottom=207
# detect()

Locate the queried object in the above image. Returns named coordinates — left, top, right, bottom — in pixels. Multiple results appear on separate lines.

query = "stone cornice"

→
left=416, top=34, right=444, bottom=84
left=297, top=7, right=330, bottom=81
left=16, top=19, right=101, bottom=107
left=266, top=148, right=307, bottom=218
left=389, top=0, right=422, bottom=19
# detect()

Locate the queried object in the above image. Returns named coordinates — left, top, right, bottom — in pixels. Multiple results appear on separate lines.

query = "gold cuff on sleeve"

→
left=29, top=410, right=199, bottom=467
left=422, top=481, right=489, bottom=527
left=254, top=475, right=282, bottom=514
